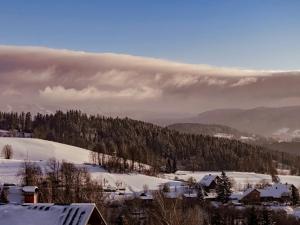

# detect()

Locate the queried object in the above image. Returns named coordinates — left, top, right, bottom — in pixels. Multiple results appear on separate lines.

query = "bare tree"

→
left=45, top=158, right=61, bottom=202
left=147, top=192, right=207, bottom=225
left=1, top=144, right=13, bottom=159
left=187, top=177, right=196, bottom=194
left=18, top=160, right=43, bottom=186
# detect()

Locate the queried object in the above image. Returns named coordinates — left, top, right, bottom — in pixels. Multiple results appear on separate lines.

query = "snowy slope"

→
left=1, top=138, right=300, bottom=194
left=0, top=138, right=177, bottom=192
left=0, top=137, right=91, bottom=163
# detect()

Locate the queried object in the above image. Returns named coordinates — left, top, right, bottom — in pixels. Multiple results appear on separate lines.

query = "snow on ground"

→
left=163, top=171, right=300, bottom=190
left=0, top=137, right=92, bottom=163
left=1, top=138, right=300, bottom=195
left=0, top=138, right=178, bottom=193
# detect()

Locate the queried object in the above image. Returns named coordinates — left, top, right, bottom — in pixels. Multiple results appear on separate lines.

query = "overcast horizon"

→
left=1, top=1, right=300, bottom=120
left=1, top=45, right=300, bottom=120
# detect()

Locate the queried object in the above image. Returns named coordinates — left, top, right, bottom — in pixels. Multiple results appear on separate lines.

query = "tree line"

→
left=1, top=110, right=300, bottom=174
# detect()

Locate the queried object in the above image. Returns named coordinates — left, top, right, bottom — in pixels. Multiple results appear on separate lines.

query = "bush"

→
left=1, top=144, right=13, bottom=159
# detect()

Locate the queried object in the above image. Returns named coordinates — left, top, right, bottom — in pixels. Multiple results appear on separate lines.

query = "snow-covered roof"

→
left=22, top=186, right=38, bottom=193
left=6, top=186, right=24, bottom=204
left=239, top=188, right=259, bottom=200
left=230, top=191, right=243, bottom=200
left=259, top=183, right=292, bottom=198
left=204, top=192, right=218, bottom=199
left=0, top=129, right=9, bottom=133
left=0, top=203, right=107, bottom=225
left=200, top=174, right=218, bottom=187
left=139, top=193, right=154, bottom=200
left=183, top=193, right=198, bottom=198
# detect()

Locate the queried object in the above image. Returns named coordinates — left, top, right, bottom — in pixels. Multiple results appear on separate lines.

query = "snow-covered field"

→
left=0, top=137, right=91, bottom=163
left=1, top=137, right=300, bottom=195
left=0, top=138, right=178, bottom=193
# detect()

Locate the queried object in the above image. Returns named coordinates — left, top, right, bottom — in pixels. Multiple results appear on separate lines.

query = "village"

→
left=1, top=170, right=300, bottom=224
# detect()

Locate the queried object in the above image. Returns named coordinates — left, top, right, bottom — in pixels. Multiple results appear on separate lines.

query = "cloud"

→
left=1, top=45, right=300, bottom=119
left=231, top=77, right=258, bottom=87
left=40, top=86, right=161, bottom=101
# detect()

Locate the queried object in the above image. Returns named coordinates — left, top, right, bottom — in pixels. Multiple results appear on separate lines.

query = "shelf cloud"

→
left=1, top=45, right=300, bottom=119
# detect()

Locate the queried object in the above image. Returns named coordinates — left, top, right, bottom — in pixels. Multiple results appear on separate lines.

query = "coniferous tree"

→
left=247, top=207, right=259, bottom=225
left=24, top=112, right=32, bottom=132
left=259, top=208, right=274, bottom=225
left=291, top=186, right=300, bottom=205
left=0, top=188, right=8, bottom=203
left=216, top=171, right=232, bottom=203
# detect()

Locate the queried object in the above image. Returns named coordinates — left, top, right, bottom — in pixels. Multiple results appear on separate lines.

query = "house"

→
left=239, top=188, right=260, bottom=205
left=0, top=203, right=107, bottom=225
left=259, top=183, right=295, bottom=203
left=236, top=183, right=297, bottom=205
left=199, top=174, right=220, bottom=192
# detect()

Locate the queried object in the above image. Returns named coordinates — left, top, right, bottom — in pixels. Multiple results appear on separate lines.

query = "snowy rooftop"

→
left=0, top=203, right=106, bottom=225
left=240, top=188, right=259, bottom=200
left=199, top=174, right=218, bottom=187
left=259, top=183, right=292, bottom=198
left=22, top=186, right=39, bottom=193
left=0, top=129, right=8, bottom=133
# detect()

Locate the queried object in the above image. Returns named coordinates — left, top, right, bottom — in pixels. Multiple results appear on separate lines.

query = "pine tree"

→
left=247, top=207, right=258, bottom=225
left=172, top=157, right=177, bottom=173
left=24, top=112, right=32, bottom=132
left=0, top=188, right=8, bottom=203
left=216, top=171, right=232, bottom=203
left=258, top=208, right=274, bottom=225
left=291, top=185, right=299, bottom=205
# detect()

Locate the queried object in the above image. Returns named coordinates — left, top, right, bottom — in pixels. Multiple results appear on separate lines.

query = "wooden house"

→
left=199, top=174, right=220, bottom=192
left=239, top=188, right=260, bottom=205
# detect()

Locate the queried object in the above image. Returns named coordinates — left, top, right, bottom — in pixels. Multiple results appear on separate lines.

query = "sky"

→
left=1, top=1, right=300, bottom=119
left=1, top=0, right=300, bottom=70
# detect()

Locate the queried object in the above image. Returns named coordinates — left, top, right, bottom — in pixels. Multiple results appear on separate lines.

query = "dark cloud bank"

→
left=1, top=45, right=300, bottom=120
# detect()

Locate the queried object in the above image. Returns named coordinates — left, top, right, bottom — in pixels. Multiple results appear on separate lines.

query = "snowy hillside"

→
left=1, top=138, right=300, bottom=194
left=0, top=138, right=177, bottom=192
left=0, top=137, right=92, bottom=163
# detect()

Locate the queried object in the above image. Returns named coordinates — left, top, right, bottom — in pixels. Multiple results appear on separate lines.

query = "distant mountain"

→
left=179, top=105, right=300, bottom=138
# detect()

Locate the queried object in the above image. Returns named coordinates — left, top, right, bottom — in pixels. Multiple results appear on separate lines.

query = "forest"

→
left=1, top=110, right=300, bottom=175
